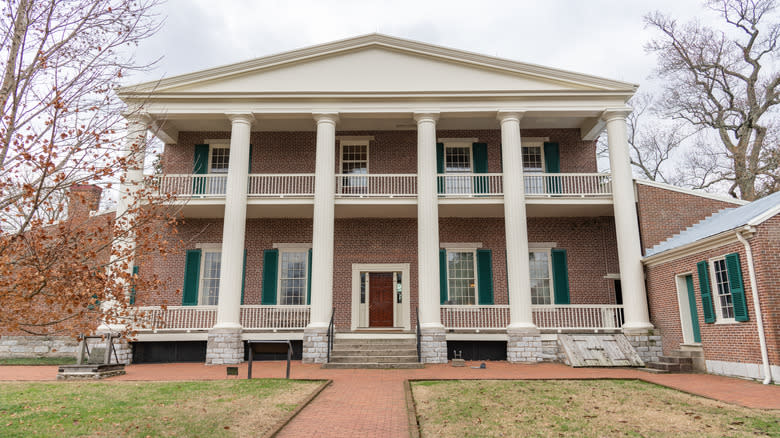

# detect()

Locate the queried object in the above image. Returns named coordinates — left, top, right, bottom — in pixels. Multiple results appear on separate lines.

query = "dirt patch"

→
left=411, top=380, right=780, bottom=437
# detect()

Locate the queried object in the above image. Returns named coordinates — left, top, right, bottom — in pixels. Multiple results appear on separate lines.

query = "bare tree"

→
left=645, top=0, right=780, bottom=200
left=0, top=0, right=176, bottom=336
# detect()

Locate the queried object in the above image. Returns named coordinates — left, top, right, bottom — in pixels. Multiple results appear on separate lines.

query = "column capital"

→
left=413, top=112, right=440, bottom=123
left=601, top=108, right=632, bottom=123
left=496, top=110, right=526, bottom=123
left=122, top=111, right=152, bottom=125
left=313, top=112, right=339, bottom=124
left=226, top=112, right=255, bottom=125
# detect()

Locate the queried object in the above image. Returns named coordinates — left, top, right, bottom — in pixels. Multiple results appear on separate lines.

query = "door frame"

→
left=351, top=263, right=410, bottom=331
left=675, top=272, right=701, bottom=344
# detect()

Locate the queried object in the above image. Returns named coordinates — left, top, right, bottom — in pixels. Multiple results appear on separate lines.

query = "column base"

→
left=205, top=327, right=243, bottom=365
left=302, top=326, right=329, bottom=364
left=420, top=327, right=447, bottom=364
left=507, top=327, right=543, bottom=363
left=623, top=328, right=663, bottom=364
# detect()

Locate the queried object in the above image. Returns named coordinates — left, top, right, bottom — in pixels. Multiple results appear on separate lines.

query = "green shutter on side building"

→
left=182, top=249, right=202, bottom=306
left=551, top=248, right=570, bottom=305
left=725, top=253, right=749, bottom=322
left=697, top=260, right=716, bottom=323
left=476, top=249, right=494, bottom=305
left=261, top=249, right=279, bottom=305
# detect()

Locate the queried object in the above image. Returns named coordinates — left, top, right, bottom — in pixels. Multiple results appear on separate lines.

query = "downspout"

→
left=735, top=227, right=772, bottom=385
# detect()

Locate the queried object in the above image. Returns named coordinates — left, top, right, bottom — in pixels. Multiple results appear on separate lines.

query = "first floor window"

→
left=529, top=250, right=552, bottom=305
left=447, top=250, right=476, bottom=305
left=711, top=257, right=734, bottom=320
left=279, top=250, right=308, bottom=305
left=200, top=250, right=221, bottom=305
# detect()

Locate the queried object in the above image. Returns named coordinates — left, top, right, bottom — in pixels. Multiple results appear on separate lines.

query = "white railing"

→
left=134, top=306, right=217, bottom=331
left=334, top=174, right=417, bottom=197
left=248, top=174, right=315, bottom=198
left=441, top=305, right=510, bottom=329
left=532, top=304, right=625, bottom=330
left=240, top=305, right=310, bottom=329
left=158, top=174, right=228, bottom=197
left=524, top=173, right=612, bottom=198
left=436, top=174, right=503, bottom=197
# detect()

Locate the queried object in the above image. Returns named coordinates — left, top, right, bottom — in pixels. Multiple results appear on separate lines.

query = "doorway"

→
left=351, top=263, right=411, bottom=331
left=369, top=273, right=394, bottom=327
left=676, top=274, right=702, bottom=344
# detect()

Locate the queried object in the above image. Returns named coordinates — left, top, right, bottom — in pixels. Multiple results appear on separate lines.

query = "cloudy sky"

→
left=128, top=0, right=718, bottom=91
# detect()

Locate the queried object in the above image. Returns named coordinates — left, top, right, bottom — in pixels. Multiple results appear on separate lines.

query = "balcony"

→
left=440, top=304, right=625, bottom=332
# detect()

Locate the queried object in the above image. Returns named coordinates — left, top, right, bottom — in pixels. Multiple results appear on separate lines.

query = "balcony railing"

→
left=524, top=173, right=612, bottom=198
left=437, top=174, right=503, bottom=197
left=441, top=304, right=625, bottom=331
left=159, top=174, right=228, bottom=197
left=134, top=305, right=311, bottom=331
left=248, top=174, right=315, bottom=198
left=335, top=174, right=417, bottom=198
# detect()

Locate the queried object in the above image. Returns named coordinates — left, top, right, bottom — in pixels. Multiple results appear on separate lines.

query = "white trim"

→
left=444, top=248, right=479, bottom=305
left=276, top=247, right=309, bottom=306
left=642, top=227, right=756, bottom=267
left=708, top=255, right=737, bottom=323
left=272, top=243, right=312, bottom=249
left=635, top=179, right=748, bottom=206
left=529, top=241, right=557, bottom=249
left=204, top=138, right=231, bottom=145
left=339, top=139, right=370, bottom=177
left=603, top=273, right=621, bottom=279
left=438, top=137, right=478, bottom=143
left=198, top=248, right=222, bottom=306
left=675, top=273, right=696, bottom=345
left=441, top=242, right=483, bottom=249
left=522, top=137, right=550, bottom=144
left=336, top=135, right=374, bottom=141
left=529, top=248, right=554, bottom=305
left=196, top=243, right=222, bottom=250
left=747, top=203, right=780, bottom=226
left=351, top=263, right=411, bottom=331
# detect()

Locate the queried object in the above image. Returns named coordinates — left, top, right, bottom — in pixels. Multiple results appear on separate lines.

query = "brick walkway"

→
left=1, top=362, right=778, bottom=437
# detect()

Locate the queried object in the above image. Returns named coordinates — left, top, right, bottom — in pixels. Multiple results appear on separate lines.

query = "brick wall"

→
left=645, top=220, right=779, bottom=365
left=162, top=128, right=597, bottom=175
left=636, top=183, right=741, bottom=253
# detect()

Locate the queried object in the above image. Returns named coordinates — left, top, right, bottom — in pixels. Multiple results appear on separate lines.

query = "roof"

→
left=645, top=191, right=780, bottom=257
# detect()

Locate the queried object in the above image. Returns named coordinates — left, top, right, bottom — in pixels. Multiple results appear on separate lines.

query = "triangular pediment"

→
left=120, top=34, right=636, bottom=96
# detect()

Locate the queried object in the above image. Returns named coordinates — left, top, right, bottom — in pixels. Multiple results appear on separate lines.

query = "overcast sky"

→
left=128, top=0, right=719, bottom=91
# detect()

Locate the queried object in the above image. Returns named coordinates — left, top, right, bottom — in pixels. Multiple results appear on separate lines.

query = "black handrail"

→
left=415, top=306, right=421, bottom=363
left=326, top=307, right=335, bottom=363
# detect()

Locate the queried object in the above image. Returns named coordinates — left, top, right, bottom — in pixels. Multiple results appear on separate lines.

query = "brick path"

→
left=1, top=362, right=778, bottom=437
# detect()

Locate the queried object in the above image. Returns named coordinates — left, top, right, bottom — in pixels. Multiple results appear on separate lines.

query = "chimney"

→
left=68, top=184, right=103, bottom=220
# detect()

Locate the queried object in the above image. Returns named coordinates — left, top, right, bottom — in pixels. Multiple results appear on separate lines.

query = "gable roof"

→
left=645, top=191, right=780, bottom=257
left=118, top=33, right=638, bottom=97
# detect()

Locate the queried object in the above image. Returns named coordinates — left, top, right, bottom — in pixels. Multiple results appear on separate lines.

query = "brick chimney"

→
left=68, top=184, right=103, bottom=220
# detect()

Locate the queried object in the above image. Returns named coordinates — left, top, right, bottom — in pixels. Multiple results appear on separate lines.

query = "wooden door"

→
left=369, top=273, right=394, bottom=327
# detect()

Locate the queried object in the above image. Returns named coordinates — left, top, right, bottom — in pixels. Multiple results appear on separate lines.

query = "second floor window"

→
left=210, top=146, right=230, bottom=173
left=444, top=144, right=473, bottom=194
left=340, top=142, right=368, bottom=190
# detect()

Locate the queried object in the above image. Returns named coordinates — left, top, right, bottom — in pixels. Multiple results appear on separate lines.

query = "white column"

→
left=603, top=109, right=653, bottom=331
left=498, top=111, right=536, bottom=330
left=415, top=112, right=443, bottom=329
left=308, top=113, right=339, bottom=328
left=214, top=113, right=254, bottom=329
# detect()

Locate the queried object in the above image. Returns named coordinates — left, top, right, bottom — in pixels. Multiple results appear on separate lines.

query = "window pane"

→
left=341, top=144, right=368, bottom=188
left=201, top=251, right=221, bottom=305
left=447, top=251, right=475, bottom=305
left=522, top=146, right=543, bottom=171
left=712, top=259, right=734, bottom=319
left=210, top=147, right=230, bottom=173
left=445, top=146, right=472, bottom=194
left=529, top=251, right=551, bottom=305
left=280, top=251, right=307, bottom=305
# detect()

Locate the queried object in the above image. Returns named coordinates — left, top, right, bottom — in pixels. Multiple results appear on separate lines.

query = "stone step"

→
left=637, top=367, right=670, bottom=374
left=332, top=340, right=416, bottom=347
left=657, top=355, right=693, bottom=365
left=645, top=361, right=693, bottom=372
left=670, top=349, right=704, bottom=358
left=331, top=348, right=418, bottom=356
left=322, top=362, right=424, bottom=369
left=329, top=355, right=419, bottom=364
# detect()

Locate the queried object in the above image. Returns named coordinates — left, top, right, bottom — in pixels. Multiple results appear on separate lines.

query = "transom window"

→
left=200, top=250, right=221, bottom=305
left=529, top=250, right=552, bottom=305
left=711, top=258, right=734, bottom=320
left=446, top=250, right=477, bottom=305
left=279, top=250, right=308, bottom=305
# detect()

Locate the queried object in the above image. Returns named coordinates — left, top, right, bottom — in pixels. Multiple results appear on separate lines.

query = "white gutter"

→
left=735, top=226, right=772, bottom=384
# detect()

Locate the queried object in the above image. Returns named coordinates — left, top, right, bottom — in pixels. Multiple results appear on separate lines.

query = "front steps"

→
left=322, top=336, right=423, bottom=369
left=644, top=348, right=704, bottom=373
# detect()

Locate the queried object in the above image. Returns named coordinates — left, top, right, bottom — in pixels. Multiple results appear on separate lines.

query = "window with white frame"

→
left=444, top=143, right=472, bottom=194
left=446, top=249, right=477, bottom=305
left=529, top=250, right=552, bottom=305
left=207, top=144, right=230, bottom=194
left=278, top=249, right=308, bottom=305
left=522, top=144, right=545, bottom=194
left=340, top=141, right=368, bottom=189
left=710, top=257, right=735, bottom=320
left=200, top=249, right=221, bottom=305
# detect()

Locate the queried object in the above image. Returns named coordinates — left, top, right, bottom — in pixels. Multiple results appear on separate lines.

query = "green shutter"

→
left=551, top=249, right=570, bottom=305
left=436, top=142, right=445, bottom=194
left=129, top=265, right=139, bottom=305
left=439, top=249, right=448, bottom=304
left=182, top=249, right=201, bottom=306
left=685, top=274, right=702, bottom=343
left=193, top=144, right=209, bottom=194
left=307, top=249, right=313, bottom=305
left=472, top=142, right=488, bottom=194
left=240, top=249, right=247, bottom=305
left=262, top=249, right=279, bottom=305
left=248, top=144, right=253, bottom=173
left=476, top=249, right=494, bottom=305
left=725, top=253, right=749, bottom=322
left=697, top=260, right=716, bottom=323
left=543, top=142, right=561, bottom=194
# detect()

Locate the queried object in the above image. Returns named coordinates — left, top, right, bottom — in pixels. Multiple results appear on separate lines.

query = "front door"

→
left=676, top=274, right=702, bottom=344
left=369, top=272, right=394, bottom=327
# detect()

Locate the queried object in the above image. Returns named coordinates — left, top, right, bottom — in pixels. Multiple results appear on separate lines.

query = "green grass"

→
left=0, top=357, right=77, bottom=366
left=411, top=379, right=780, bottom=438
left=0, top=379, right=322, bottom=437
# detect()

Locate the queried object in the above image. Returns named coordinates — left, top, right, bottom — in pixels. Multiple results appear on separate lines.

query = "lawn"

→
left=411, top=379, right=780, bottom=438
left=0, top=379, right=323, bottom=437
left=0, top=357, right=77, bottom=366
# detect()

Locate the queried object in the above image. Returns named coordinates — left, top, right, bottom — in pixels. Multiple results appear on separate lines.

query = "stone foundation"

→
left=205, top=328, right=243, bottom=365
left=625, top=329, right=663, bottom=364
left=540, top=336, right=564, bottom=362
left=302, top=326, right=329, bottom=364
left=420, top=327, right=447, bottom=364
left=0, top=336, right=79, bottom=359
left=507, top=328, right=543, bottom=363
